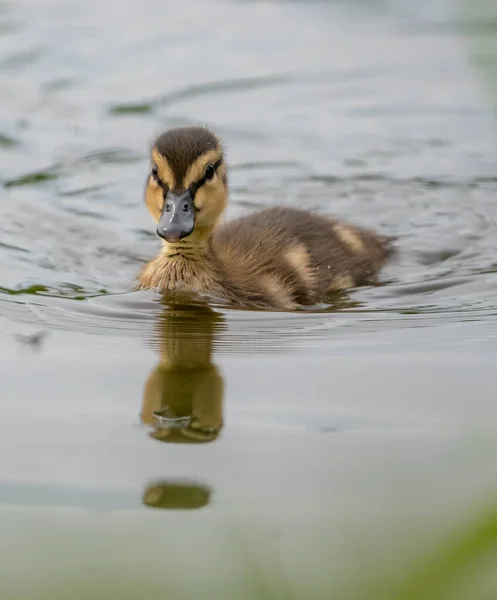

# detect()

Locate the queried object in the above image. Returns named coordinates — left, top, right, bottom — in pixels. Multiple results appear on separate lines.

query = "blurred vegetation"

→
left=2, top=498, right=495, bottom=600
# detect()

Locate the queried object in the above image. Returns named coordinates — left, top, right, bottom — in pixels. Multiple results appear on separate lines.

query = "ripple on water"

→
left=0, top=133, right=17, bottom=147
left=2, top=273, right=497, bottom=355
left=1, top=169, right=497, bottom=353
left=3, top=169, right=59, bottom=188
left=0, top=0, right=496, bottom=359
left=107, top=73, right=293, bottom=116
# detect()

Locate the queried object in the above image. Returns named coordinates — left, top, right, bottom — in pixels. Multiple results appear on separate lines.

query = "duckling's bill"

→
left=157, top=189, right=195, bottom=243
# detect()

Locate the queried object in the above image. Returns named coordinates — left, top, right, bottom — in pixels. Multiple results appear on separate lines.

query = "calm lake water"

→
left=1, top=0, right=497, bottom=598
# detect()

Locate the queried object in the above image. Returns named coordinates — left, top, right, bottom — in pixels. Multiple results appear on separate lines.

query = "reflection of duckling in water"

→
left=141, top=304, right=224, bottom=443
left=137, top=126, right=393, bottom=310
left=142, top=480, right=211, bottom=510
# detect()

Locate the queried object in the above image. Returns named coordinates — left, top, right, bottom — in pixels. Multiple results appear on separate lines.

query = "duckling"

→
left=137, top=126, right=393, bottom=310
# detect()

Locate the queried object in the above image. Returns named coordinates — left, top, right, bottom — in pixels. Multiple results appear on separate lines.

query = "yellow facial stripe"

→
left=334, top=224, right=365, bottom=252
left=151, top=148, right=176, bottom=189
left=145, top=182, right=163, bottom=222
left=330, top=274, right=355, bottom=290
left=183, top=149, right=222, bottom=188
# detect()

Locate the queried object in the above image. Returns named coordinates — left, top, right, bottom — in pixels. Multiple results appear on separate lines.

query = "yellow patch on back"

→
left=261, top=275, right=297, bottom=310
left=334, top=224, right=365, bottom=252
left=284, top=243, right=315, bottom=287
left=330, top=274, right=355, bottom=290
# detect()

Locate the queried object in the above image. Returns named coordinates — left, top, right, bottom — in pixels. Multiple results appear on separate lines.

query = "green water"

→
left=0, top=0, right=497, bottom=598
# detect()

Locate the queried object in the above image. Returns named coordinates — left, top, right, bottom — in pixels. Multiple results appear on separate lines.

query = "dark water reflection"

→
left=142, top=481, right=211, bottom=510
left=142, top=305, right=224, bottom=444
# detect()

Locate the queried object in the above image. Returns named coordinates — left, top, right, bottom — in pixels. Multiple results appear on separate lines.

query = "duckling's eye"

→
left=204, top=163, right=215, bottom=181
left=151, top=164, right=159, bottom=181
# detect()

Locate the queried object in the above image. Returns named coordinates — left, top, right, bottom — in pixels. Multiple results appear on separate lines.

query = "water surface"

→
left=1, top=0, right=497, bottom=598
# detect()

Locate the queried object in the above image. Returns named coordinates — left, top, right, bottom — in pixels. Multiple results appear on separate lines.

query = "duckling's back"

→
left=211, top=206, right=392, bottom=309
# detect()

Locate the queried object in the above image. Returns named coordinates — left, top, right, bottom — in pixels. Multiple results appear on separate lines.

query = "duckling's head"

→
left=145, top=126, right=227, bottom=243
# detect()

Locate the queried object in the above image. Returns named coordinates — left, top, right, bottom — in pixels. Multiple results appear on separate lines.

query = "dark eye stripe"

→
left=190, top=157, right=223, bottom=195
left=150, top=170, right=164, bottom=188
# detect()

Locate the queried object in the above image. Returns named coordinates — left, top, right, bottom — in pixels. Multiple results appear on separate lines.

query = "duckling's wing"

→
left=212, top=206, right=392, bottom=305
